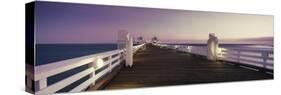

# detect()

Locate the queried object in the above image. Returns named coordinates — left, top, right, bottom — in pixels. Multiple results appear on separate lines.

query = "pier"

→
left=26, top=33, right=273, bottom=95
left=105, top=44, right=272, bottom=89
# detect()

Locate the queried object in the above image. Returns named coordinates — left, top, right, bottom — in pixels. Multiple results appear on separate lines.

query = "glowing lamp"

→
left=94, top=57, right=104, bottom=69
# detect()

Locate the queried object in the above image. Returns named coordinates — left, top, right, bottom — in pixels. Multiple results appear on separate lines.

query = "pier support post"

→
left=118, top=30, right=133, bottom=67
left=88, top=60, right=96, bottom=88
left=126, top=34, right=133, bottom=67
left=207, top=33, right=219, bottom=61
left=34, top=78, right=47, bottom=92
left=26, top=76, right=33, bottom=92
left=261, top=52, right=269, bottom=69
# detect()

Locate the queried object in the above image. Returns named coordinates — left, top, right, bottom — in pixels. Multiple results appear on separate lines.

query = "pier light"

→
left=207, top=33, right=219, bottom=61
left=174, top=45, right=179, bottom=49
left=187, top=46, right=190, bottom=49
left=217, top=48, right=222, bottom=54
left=187, top=46, right=192, bottom=52
left=94, top=57, right=104, bottom=69
left=217, top=48, right=223, bottom=58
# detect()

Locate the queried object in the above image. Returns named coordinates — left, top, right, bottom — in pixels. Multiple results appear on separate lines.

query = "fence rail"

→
left=154, top=43, right=274, bottom=71
left=218, top=48, right=273, bottom=70
left=26, top=44, right=145, bottom=95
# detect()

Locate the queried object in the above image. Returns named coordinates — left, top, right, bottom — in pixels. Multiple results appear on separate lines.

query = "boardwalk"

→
left=104, top=44, right=273, bottom=89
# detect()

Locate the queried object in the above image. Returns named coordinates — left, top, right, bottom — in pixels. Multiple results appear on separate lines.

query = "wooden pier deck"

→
left=103, top=44, right=273, bottom=89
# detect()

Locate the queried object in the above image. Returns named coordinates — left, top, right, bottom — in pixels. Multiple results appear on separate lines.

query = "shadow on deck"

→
left=103, top=44, right=273, bottom=89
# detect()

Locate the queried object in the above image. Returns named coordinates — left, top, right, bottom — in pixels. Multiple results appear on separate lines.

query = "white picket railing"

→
left=154, top=43, right=274, bottom=70
left=218, top=47, right=273, bottom=70
left=26, top=44, right=145, bottom=95
left=154, top=44, right=208, bottom=56
left=133, top=44, right=145, bottom=53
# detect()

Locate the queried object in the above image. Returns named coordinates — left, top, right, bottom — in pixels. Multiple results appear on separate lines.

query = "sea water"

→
left=36, top=44, right=117, bottom=66
left=35, top=44, right=117, bottom=92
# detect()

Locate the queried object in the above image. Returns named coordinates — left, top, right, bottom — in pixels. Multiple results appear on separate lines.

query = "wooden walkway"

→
left=104, top=44, right=273, bottom=89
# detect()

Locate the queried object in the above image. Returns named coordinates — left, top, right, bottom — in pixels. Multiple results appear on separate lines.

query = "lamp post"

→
left=118, top=30, right=133, bottom=67
left=207, top=33, right=219, bottom=61
left=126, top=34, right=133, bottom=67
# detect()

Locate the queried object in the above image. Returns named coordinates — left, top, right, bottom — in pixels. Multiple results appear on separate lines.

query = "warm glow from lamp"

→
left=217, top=48, right=222, bottom=54
left=94, top=57, right=104, bottom=69
left=187, top=46, right=192, bottom=52
left=174, top=45, right=179, bottom=49
left=217, top=48, right=227, bottom=58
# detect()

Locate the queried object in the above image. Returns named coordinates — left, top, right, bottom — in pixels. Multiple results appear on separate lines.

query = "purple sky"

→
left=35, top=1, right=273, bottom=44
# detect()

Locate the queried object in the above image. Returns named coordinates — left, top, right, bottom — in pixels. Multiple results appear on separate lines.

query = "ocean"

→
left=36, top=44, right=117, bottom=66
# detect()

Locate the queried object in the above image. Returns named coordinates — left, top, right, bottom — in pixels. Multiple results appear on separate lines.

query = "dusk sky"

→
left=35, top=1, right=273, bottom=44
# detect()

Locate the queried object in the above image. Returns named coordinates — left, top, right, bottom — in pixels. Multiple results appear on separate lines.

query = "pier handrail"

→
left=154, top=43, right=208, bottom=56
left=133, top=44, right=145, bottom=53
left=218, top=47, right=273, bottom=70
left=26, top=44, right=145, bottom=94
left=153, top=43, right=273, bottom=70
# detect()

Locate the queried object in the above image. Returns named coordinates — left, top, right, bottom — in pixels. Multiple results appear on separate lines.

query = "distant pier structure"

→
left=135, top=36, right=146, bottom=45
left=151, top=36, right=159, bottom=43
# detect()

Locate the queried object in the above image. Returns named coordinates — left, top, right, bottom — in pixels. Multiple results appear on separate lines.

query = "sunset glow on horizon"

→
left=35, top=2, right=273, bottom=44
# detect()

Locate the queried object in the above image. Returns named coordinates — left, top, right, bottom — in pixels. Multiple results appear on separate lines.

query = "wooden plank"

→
left=104, top=44, right=273, bottom=90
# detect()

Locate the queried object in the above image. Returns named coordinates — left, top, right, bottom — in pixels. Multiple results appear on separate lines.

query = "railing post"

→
left=207, top=33, right=219, bottom=61
left=237, top=50, right=241, bottom=63
left=34, top=78, right=47, bottom=92
left=120, top=51, right=124, bottom=61
left=126, top=34, right=133, bottom=67
left=262, top=52, right=268, bottom=69
left=26, top=76, right=33, bottom=92
left=108, top=55, right=112, bottom=72
left=88, top=60, right=96, bottom=87
left=187, top=46, right=191, bottom=53
left=117, top=30, right=133, bottom=67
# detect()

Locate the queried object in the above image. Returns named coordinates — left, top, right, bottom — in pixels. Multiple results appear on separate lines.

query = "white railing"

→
left=218, top=47, right=273, bottom=70
left=177, top=45, right=208, bottom=56
left=154, top=43, right=274, bottom=70
left=154, top=44, right=208, bottom=56
left=26, top=44, right=145, bottom=95
left=133, top=44, right=145, bottom=53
